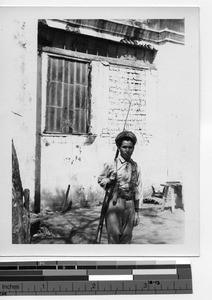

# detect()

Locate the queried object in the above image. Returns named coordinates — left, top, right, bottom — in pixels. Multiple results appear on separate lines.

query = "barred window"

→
left=45, top=56, right=90, bottom=134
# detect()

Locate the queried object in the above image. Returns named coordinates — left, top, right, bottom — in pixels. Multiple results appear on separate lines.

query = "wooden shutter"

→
left=45, top=56, right=89, bottom=134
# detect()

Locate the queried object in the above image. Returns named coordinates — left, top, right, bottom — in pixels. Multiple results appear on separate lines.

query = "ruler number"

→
left=136, top=281, right=149, bottom=291
left=143, top=282, right=148, bottom=289
left=88, top=282, right=98, bottom=291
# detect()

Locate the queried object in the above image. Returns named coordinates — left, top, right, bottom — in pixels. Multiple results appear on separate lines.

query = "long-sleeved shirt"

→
left=98, top=156, right=142, bottom=202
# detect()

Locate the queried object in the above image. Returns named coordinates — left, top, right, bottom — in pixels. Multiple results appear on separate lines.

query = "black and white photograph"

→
left=0, top=7, right=199, bottom=256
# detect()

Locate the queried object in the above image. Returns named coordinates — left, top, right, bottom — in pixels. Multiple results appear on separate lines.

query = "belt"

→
left=117, top=189, right=135, bottom=201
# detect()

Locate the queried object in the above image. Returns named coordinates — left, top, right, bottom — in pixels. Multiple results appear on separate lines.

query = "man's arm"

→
left=98, top=163, right=115, bottom=190
left=134, top=164, right=142, bottom=226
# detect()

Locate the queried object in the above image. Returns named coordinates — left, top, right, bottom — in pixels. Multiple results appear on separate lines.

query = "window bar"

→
left=75, top=62, right=79, bottom=133
left=46, top=56, right=53, bottom=132
left=73, top=61, right=76, bottom=133
left=50, top=106, right=55, bottom=132
left=86, top=64, right=91, bottom=134
left=60, top=58, right=65, bottom=133
left=62, top=60, right=68, bottom=133
left=84, top=63, right=89, bottom=134
left=56, top=58, right=62, bottom=132
left=66, top=59, right=71, bottom=134
left=78, top=62, right=83, bottom=134
left=53, top=57, right=59, bottom=132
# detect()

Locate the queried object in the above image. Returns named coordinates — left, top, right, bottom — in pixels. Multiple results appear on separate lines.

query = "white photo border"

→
left=0, top=6, right=199, bottom=257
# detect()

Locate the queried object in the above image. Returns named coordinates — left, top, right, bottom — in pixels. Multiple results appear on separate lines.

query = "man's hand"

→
left=99, top=178, right=111, bottom=189
left=133, top=212, right=140, bottom=227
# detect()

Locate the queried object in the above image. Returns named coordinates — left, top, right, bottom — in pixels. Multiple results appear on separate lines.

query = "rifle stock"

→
left=95, top=149, right=119, bottom=244
left=95, top=193, right=108, bottom=244
left=95, top=185, right=114, bottom=244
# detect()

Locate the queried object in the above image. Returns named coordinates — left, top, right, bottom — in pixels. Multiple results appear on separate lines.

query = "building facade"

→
left=11, top=19, right=188, bottom=213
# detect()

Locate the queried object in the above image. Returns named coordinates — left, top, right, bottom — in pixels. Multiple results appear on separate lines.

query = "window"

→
left=45, top=55, right=90, bottom=135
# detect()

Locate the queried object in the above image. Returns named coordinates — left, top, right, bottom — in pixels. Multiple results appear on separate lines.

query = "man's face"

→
left=119, top=140, right=134, bottom=161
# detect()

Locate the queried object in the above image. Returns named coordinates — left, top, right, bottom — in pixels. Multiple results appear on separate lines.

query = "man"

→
left=98, top=131, right=141, bottom=244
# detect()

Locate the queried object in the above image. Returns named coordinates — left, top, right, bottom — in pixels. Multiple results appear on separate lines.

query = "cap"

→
left=115, top=131, right=137, bottom=147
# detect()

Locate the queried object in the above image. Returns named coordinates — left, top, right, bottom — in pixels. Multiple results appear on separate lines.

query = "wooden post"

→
left=62, top=184, right=71, bottom=213
left=170, top=187, right=175, bottom=213
left=161, top=186, right=169, bottom=212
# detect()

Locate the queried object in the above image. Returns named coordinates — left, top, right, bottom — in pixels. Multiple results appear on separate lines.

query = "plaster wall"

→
left=154, top=40, right=199, bottom=185
left=11, top=20, right=197, bottom=210
left=11, top=20, right=37, bottom=200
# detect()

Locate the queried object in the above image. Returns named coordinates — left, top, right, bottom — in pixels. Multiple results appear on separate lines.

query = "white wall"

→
left=11, top=19, right=198, bottom=210
left=11, top=19, right=37, bottom=200
left=154, top=40, right=199, bottom=188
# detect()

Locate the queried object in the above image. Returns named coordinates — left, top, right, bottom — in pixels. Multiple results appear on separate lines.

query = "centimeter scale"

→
left=0, top=260, right=192, bottom=295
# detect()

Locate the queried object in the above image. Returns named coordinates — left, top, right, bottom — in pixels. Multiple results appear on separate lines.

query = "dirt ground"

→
left=31, top=200, right=184, bottom=244
left=132, top=204, right=184, bottom=244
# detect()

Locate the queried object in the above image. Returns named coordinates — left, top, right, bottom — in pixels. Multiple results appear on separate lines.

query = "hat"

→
left=115, top=131, right=137, bottom=147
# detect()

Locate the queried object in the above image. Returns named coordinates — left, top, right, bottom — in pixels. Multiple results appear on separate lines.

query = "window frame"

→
left=40, top=51, right=91, bottom=136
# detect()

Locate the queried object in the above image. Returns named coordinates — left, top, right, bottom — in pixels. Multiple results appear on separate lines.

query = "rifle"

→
left=95, top=149, right=119, bottom=244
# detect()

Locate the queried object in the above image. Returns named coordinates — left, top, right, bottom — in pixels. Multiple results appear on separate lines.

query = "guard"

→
left=98, top=131, right=141, bottom=244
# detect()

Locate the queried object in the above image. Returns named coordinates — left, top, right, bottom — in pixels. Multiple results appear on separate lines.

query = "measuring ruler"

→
left=0, top=260, right=192, bottom=295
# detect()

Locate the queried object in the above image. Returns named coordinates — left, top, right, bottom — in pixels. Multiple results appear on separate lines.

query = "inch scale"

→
left=0, top=260, right=192, bottom=295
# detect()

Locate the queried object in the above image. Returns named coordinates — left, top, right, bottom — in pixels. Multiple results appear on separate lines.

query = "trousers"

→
left=106, top=197, right=135, bottom=244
